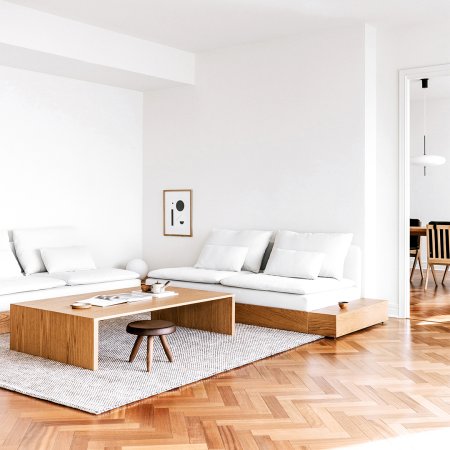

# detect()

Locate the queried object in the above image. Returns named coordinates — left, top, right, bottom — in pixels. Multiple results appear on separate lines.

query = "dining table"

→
left=410, top=226, right=426, bottom=236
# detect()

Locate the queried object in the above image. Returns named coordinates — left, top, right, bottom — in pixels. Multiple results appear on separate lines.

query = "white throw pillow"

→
left=272, top=231, right=353, bottom=279
left=40, top=246, right=96, bottom=273
left=0, top=249, right=23, bottom=280
left=264, top=248, right=324, bottom=280
left=13, top=227, right=83, bottom=274
left=205, top=229, right=272, bottom=273
left=195, top=244, right=248, bottom=272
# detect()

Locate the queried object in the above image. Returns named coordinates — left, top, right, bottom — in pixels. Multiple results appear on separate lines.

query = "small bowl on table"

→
left=71, top=302, right=91, bottom=310
left=338, top=301, right=349, bottom=310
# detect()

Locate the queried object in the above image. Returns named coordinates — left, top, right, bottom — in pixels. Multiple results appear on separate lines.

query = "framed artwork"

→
left=163, top=189, right=193, bottom=237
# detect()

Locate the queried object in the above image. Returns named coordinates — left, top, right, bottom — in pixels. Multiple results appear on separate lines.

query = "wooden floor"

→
left=410, top=268, right=450, bottom=322
left=3, top=316, right=450, bottom=449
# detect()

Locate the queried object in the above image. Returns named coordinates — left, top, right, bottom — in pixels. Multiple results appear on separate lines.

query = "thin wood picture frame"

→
left=163, top=189, right=193, bottom=237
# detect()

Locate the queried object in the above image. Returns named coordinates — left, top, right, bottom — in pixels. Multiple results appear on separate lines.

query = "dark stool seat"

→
left=126, top=320, right=176, bottom=336
left=126, top=320, right=176, bottom=372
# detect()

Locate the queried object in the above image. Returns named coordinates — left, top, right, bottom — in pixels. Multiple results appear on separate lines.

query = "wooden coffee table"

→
left=10, top=287, right=234, bottom=370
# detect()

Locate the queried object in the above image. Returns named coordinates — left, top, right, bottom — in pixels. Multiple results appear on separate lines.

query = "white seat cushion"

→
left=13, top=227, right=83, bottom=275
left=220, top=272, right=355, bottom=295
left=167, top=280, right=361, bottom=312
left=0, top=276, right=66, bottom=296
left=0, top=279, right=141, bottom=312
left=35, top=268, right=139, bottom=286
left=148, top=267, right=237, bottom=284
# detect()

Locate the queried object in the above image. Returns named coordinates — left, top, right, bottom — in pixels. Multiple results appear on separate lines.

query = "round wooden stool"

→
left=126, top=320, right=176, bottom=372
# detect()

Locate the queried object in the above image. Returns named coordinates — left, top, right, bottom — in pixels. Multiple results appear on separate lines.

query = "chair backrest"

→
left=410, top=218, right=421, bottom=251
left=427, top=223, right=450, bottom=263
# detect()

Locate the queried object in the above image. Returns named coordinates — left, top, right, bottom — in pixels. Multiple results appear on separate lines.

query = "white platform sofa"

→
left=0, top=227, right=140, bottom=323
left=148, top=246, right=360, bottom=312
left=148, top=229, right=362, bottom=333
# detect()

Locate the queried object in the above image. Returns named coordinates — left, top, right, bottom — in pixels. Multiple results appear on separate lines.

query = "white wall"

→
left=143, top=26, right=370, bottom=273
left=1, top=13, right=447, bottom=313
left=410, top=96, right=450, bottom=265
left=377, top=23, right=450, bottom=315
left=0, top=65, right=143, bottom=268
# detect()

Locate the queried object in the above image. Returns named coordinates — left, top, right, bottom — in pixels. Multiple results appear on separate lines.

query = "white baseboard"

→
left=388, top=305, right=400, bottom=318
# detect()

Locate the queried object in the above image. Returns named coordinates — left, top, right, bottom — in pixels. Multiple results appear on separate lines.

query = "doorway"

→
left=399, top=64, right=450, bottom=320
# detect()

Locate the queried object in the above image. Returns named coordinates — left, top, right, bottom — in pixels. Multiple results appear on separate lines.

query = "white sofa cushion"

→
left=205, top=229, right=272, bottom=273
left=0, top=275, right=66, bottom=296
left=168, top=279, right=361, bottom=312
left=220, top=272, right=355, bottom=295
left=264, top=249, right=324, bottom=280
left=148, top=267, right=237, bottom=284
left=0, top=249, right=23, bottom=280
left=41, top=246, right=96, bottom=273
left=0, top=278, right=141, bottom=311
left=273, top=231, right=353, bottom=279
left=36, top=268, right=139, bottom=286
left=195, top=244, right=248, bottom=272
left=13, top=227, right=83, bottom=275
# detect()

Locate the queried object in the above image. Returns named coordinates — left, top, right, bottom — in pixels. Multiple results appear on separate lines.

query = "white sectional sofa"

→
left=148, top=245, right=360, bottom=312
left=148, top=229, right=362, bottom=332
left=0, top=227, right=140, bottom=316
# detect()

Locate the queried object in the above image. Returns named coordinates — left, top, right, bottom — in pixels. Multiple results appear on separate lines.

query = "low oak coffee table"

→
left=10, top=287, right=234, bottom=370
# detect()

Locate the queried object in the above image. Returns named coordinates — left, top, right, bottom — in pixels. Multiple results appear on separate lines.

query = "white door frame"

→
left=398, top=63, right=450, bottom=318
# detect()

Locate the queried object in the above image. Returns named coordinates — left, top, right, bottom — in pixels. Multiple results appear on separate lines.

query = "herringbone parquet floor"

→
left=2, top=285, right=450, bottom=449
left=411, top=268, right=450, bottom=322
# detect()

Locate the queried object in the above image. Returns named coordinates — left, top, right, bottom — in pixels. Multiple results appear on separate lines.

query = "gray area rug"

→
left=0, top=315, right=321, bottom=414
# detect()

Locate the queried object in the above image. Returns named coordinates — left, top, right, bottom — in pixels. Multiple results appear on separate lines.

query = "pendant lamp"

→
left=411, top=78, right=446, bottom=175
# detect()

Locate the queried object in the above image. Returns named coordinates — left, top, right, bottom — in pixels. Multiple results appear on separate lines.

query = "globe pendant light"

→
left=411, top=78, right=446, bottom=175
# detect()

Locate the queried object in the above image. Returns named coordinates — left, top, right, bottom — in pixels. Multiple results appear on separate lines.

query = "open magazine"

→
left=78, top=291, right=178, bottom=307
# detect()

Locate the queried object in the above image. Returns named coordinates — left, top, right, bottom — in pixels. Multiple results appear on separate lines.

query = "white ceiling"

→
left=411, top=77, right=450, bottom=101
left=6, top=0, right=450, bottom=52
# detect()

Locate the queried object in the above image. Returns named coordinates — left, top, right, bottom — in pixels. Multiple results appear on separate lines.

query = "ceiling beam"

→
left=0, top=1, right=195, bottom=90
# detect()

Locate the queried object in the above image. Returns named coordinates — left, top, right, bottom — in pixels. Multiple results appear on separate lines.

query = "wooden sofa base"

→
left=1, top=299, right=388, bottom=338
left=236, top=303, right=309, bottom=333
left=236, top=299, right=388, bottom=338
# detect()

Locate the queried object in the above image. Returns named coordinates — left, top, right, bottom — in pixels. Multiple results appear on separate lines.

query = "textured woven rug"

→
left=0, top=314, right=321, bottom=414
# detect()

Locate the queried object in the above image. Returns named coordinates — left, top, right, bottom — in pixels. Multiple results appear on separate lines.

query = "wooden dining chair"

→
left=425, top=223, right=450, bottom=289
left=410, top=218, right=423, bottom=281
